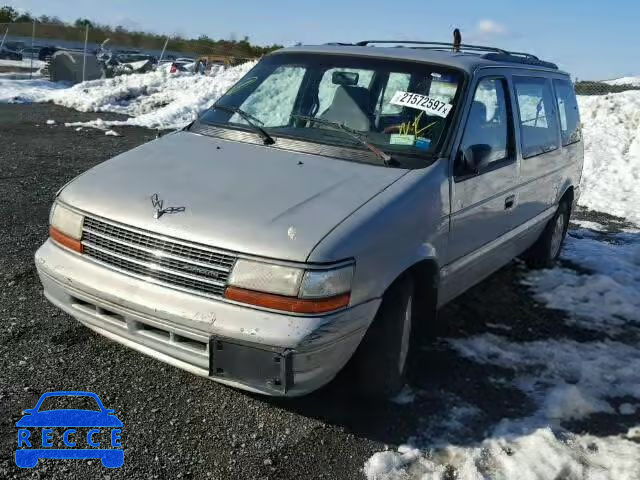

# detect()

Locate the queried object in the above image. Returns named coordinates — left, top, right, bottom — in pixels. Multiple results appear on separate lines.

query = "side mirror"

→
left=459, top=144, right=492, bottom=174
left=23, top=409, right=35, bottom=415
left=105, top=409, right=115, bottom=415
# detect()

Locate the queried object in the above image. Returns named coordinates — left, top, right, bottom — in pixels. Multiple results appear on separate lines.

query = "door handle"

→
left=504, top=195, right=515, bottom=210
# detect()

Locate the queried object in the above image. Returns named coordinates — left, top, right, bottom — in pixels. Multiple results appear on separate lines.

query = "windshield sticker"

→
left=393, top=112, right=437, bottom=137
left=390, top=134, right=415, bottom=145
left=415, top=137, right=432, bottom=150
left=390, top=91, right=453, bottom=118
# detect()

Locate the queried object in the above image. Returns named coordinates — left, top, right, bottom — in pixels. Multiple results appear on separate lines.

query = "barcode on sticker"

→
left=390, top=91, right=452, bottom=118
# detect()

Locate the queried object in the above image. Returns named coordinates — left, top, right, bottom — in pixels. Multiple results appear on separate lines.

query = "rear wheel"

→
left=351, top=275, right=414, bottom=398
left=523, top=200, right=570, bottom=268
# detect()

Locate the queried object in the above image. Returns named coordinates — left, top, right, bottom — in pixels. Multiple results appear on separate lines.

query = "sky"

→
left=3, top=0, right=638, bottom=80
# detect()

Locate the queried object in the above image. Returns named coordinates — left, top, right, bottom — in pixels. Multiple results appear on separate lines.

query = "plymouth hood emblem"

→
left=151, top=193, right=185, bottom=219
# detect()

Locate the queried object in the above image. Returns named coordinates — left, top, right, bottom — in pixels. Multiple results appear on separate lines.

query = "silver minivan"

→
left=35, top=41, right=583, bottom=397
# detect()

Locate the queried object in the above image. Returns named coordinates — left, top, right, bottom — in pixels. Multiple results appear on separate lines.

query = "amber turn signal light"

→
left=50, top=226, right=83, bottom=253
left=224, top=286, right=349, bottom=314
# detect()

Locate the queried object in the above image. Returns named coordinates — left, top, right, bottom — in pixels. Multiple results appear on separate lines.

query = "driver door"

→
left=440, top=74, right=519, bottom=303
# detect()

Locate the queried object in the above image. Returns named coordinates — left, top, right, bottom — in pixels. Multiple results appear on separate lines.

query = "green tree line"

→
left=1, top=5, right=281, bottom=57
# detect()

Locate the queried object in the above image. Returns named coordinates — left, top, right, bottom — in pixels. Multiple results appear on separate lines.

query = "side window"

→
left=553, top=79, right=582, bottom=146
left=457, top=77, right=511, bottom=174
left=513, top=77, right=559, bottom=158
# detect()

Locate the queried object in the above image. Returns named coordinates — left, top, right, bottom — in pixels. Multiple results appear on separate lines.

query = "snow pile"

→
left=0, top=58, right=45, bottom=69
left=366, top=334, right=640, bottom=480
left=57, top=63, right=256, bottom=130
left=603, top=76, right=640, bottom=87
left=366, top=427, right=640, bottom=480
left=0, top=62, right=256, bottom=130
left=523, top=230, right=640, bottom=332
left=0, top=77, right=68, bottom=103
left=365, top=231, right=640, bottom=480
left=578, top=91, right=640, bottom=225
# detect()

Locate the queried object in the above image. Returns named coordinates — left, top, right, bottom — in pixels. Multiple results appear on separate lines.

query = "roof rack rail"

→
left=350, top=40, right=557, bottom=70
left=355, top=40, right=508, bottom=55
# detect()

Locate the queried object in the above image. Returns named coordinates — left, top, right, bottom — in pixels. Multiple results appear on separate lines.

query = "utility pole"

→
left=30, top=20, right=35, bottom=79
left=159, top=37, right=169, bottom=64
left=82, top=23, right=89, bottom=82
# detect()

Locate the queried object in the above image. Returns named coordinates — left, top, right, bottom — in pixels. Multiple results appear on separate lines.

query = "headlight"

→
left=51, top=203, right=84, bottom=239
left=227, top=259, right=303, bottom=296
left=299, top=266, right=353, bottom=299
left=50, top=202, right=84, bottom=252
left=225, top=260, right=353, bottom=314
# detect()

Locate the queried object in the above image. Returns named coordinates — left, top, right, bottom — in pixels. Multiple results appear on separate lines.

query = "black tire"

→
left=351, top=275, right=414, bottom=398
left=522, top=200, right=570, bottom=269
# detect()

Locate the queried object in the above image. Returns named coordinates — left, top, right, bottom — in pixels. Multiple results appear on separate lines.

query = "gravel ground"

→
left=0, top=103, right=636, bottom=479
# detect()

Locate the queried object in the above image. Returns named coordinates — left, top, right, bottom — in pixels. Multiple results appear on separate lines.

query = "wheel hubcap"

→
left=398, top=295, right=413, bottom=374
left=550, top=212, right=565, bottom=259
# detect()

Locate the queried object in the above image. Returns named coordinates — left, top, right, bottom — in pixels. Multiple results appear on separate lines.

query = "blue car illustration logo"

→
left=15, top=391, right=123, bottom=468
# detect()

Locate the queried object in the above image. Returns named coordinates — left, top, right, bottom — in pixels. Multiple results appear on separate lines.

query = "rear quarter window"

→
left=553, top=78, right=582, bottom=146
left=513, top=76, right=560, bottom=158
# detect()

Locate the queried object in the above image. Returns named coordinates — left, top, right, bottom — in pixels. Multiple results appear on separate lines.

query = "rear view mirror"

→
left=332, top=71, right=359, bottom=86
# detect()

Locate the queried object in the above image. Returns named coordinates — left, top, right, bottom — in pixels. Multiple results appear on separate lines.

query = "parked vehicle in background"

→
left=162, top=59, right=194, bottom=73
left=95, top=41, right=156, bottom=77
left=35, top=39, right=583, bottom=398
left=116, top=52, right=157, bottom=65
left=38, top=46, right=59, bottom=61
left=19, top=46, right=42, bottom=60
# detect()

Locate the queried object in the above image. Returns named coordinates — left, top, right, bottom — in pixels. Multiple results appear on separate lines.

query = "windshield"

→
left=199, top=53, right=463, bottom=163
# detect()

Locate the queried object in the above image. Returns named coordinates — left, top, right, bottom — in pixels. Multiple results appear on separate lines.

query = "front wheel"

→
left=351, top=275, right=414, bottom=398
left=523, top=200, right=570, bottom=268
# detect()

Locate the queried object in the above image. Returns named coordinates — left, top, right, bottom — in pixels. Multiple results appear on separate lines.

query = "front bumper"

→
left=35, top=240, right=380, bottom=396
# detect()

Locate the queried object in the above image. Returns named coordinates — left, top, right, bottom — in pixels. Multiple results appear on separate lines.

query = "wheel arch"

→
left=380, top=257, right=440, bottom=326
left=558, top=184, right=575, bottom=210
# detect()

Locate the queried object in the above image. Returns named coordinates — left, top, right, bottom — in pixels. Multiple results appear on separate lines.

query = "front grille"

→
left=81, top=217, right=237, bottom=298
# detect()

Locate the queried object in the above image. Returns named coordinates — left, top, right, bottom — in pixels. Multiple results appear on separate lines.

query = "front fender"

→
left=307, top=161, right=449, bottom=304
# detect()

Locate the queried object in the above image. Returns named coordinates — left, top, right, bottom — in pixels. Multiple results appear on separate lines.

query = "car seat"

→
left=319, top=85, right=372, bottom=131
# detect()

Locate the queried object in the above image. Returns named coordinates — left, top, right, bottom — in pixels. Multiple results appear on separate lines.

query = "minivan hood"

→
left=59, top=131, right=407, bottom=262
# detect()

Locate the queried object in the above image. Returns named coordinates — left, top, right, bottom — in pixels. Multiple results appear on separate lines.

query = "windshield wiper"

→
left=211, top=104, right=275, bottom=145
left=291, top=114, right=394, bottom=166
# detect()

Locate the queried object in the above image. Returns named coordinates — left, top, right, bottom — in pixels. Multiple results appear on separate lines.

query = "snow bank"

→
left=0, top=77, right=68, bottom=102
left=604, top=76, right=640, bottom=87
left=366, top=427, right=640, bottom=480
left=57, top=63, right=256, bottom=130
left=0, top=62, right=256, bottom=130
left=0, top=58, right=45, bottom=69
left=365, top=231, right=640, bottom=480
left=366, top=331, right=640, bottom=480
left=578, top=91, right=640, bottom=225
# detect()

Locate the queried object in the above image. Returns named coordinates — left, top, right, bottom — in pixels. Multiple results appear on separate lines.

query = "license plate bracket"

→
left=209, top=337, right=293, bottom=393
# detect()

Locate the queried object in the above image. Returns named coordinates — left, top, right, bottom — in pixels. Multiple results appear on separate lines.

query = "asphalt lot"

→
left=0, top=103, right=636, bottom=479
